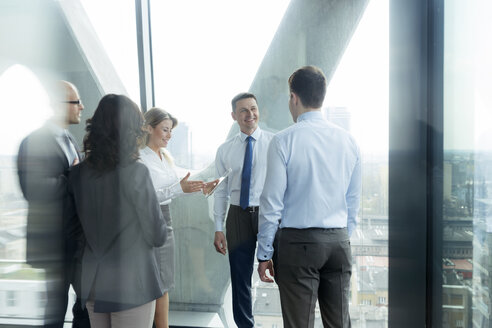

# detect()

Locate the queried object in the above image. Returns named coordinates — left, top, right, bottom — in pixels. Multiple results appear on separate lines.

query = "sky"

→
left=324, top=0, right=388, bottom=153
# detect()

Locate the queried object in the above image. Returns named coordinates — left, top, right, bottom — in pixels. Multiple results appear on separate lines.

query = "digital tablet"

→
left=205, top=168, right=232, bottom=198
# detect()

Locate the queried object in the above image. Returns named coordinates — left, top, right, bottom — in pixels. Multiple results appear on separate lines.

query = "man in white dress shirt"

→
left=257, top=66, right=362, bottom=328
left=213, top=92, right=274, bottom=327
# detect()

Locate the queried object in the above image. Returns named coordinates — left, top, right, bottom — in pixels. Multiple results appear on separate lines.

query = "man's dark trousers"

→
left=273, top=227, right=352, bottom=328
left=226, top=205, right=258, bottom=328
left=17, top=127, right=90, bottom=328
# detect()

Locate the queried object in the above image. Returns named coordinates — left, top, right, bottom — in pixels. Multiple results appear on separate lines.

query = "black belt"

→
left=230, top=204, right=259, bottom=213
left=281, top=227, right=346, bottom=231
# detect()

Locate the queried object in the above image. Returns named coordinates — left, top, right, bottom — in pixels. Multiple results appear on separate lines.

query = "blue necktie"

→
left=240, top=136, right=253, bottom=209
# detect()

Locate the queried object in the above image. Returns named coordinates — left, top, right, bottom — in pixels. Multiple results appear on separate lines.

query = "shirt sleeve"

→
left=155, top=180, right=184, bottom=203
left=257, top=137, right=287, bottom=261
left=346, top=146, right=362, bottom=237
left=130, top=164, right=167, bottom=247
left=213, top=146, right=230, bottom=231
left=140, top=151, right=185, bottom=203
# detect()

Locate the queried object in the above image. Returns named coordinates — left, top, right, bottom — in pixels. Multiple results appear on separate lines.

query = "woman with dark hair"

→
left=140, top=107, right=217, bottom=328
left=68, top=94, right=167, bottom=328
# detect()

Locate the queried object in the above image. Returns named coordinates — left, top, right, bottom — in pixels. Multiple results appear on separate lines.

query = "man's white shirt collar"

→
left=239, top=127, right=261, bottom=142
left=297, top=110, right=323, bottom=122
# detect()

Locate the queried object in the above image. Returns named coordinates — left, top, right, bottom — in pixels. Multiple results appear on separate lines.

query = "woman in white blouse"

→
left=140, top=107, right=215, bottom=328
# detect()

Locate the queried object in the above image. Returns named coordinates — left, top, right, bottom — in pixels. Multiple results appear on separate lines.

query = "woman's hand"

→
left=180, top=172, right=205, bottom=193
left=203, top=179, right=220, bottom=195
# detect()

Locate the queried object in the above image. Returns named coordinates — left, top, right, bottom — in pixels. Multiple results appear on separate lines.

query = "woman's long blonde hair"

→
left=143, top=107, right=178, bottom=165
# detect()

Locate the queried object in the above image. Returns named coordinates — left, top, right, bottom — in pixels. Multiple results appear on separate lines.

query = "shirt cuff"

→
left=171, top=181, right=184, bottom=196
left=215, top=219, right=224, bottom=232
left=256, top=243, right=274, bottom=261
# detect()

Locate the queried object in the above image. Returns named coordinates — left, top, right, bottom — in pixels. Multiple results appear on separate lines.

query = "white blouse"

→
left=140, top=146, right=184, bottom=205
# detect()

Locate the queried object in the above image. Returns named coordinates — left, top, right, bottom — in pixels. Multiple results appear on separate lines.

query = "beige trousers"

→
left=85, top=300, right=156, bottom=328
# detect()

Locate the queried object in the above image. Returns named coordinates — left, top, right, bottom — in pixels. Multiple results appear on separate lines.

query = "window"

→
left=450, top=294, right=463, bottom=306
left=149, top=1, right=388, bottom=327
left=0, top=0, right=140, bottom=325
left=149, top=2, right=291, bottom=325
left=442, top=0, right=492, bottom=326
left=80, top=0, right=140, bottom=101
left=150, top=0, right=290, bottom=169
left=0, top=65, right=51, bottom=322
left=327, top=2, right=388, bottom=326
left=6, top=290, right=16, bottom=307
left=0, top=0, right=393, bottom=326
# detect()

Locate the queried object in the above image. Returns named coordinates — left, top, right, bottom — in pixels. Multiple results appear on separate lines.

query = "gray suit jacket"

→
left=17, top=124, right=82, bottom=266
left=68, top=161, right=167, bottom=313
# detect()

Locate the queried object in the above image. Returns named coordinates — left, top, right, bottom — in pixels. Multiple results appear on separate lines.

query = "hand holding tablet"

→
left=204, top=168, right=232, bottom=198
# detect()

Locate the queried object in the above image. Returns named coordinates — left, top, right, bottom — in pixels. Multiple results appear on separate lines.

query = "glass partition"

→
left=0, top=0, right=139, bottom=325
left=0, top=65, right=51, bottom=326
left=0, top=0, right=390, bottom=326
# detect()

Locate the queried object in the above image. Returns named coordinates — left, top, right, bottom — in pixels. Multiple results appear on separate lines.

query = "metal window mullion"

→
left=135, top=0, right=154, bottom=112
left=426, top=0, right=444, bottom=327
left=389, top=0, right=431, bottom=327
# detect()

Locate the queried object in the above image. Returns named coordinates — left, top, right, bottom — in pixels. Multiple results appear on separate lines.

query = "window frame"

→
left=388, top=0, right=444, bottom=327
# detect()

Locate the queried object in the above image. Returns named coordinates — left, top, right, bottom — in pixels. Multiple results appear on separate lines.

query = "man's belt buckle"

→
left=248, top=206, right=259, bottom=213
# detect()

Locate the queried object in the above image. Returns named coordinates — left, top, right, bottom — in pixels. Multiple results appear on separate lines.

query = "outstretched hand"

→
left=180, top=172, right=205, bottom=193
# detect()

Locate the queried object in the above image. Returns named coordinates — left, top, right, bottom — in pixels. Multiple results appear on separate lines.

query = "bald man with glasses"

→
left=17, top=81, right=90, bottom=327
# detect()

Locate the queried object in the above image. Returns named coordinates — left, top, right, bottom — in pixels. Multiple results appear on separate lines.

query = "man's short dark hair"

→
left=231, top=92, right=257, bottom=112
left=288, top=66, right=327, bottom=108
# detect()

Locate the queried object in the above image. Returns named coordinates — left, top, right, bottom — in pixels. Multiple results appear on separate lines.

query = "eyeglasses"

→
left=62, top=100, right=83, bottom=105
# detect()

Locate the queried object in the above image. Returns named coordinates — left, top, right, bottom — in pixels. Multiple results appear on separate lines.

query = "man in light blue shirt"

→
left=213, top=92, right=274, bottom=327
left=257, top=66, right=361, bottom=328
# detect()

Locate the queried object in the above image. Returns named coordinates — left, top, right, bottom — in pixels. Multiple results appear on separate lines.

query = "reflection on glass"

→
left=150, top=1, right=291, bottom=326
left=80, top=0, right=140, bottom=102
left=151, top=0, right=388, bottom=327
left=0, top=0, right=390, bottom=326
left=151, top=0, right=291, bottom=170
left=0, top=66, right=56, bottom=324
left=443, top=1, right=492, bottom=327
left=325, top=1, right=388, bottom=326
